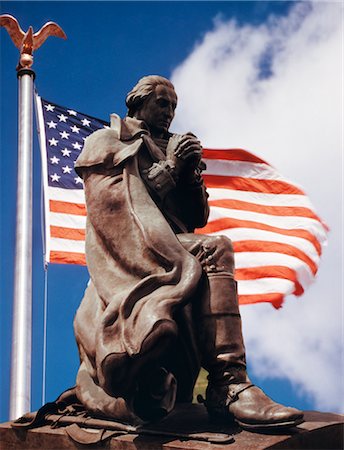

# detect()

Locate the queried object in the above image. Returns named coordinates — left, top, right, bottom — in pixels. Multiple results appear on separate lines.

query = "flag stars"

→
left=81, top=118, right=91, bottom=126
left=44, top=104, right=55, bottom=112
left=58, top=114, right=68, bottom=122
left=74, top=176, right=83, bottom=184
left=61, top=148, right=71, bottom=157
left=50, top=173, right=60, bottom=182
left=59, top=131, right=70, bottom=139
left=67, top=109, right=77, bottom=116
left=50, top=156, right=60, bottom=164
left=72, top=142, right=82, bottom=150
left=70, top=125, right=80, bottom=133
left=47, top=121, right=57, bottom=129
left=62, top=165, right=72, bottom=174
left=49, top=137, right=59, bottom=146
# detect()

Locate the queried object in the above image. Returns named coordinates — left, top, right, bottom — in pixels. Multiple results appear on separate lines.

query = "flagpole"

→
left=0, top=14, right=66, bottom=420
left=9, top=67, right=35, bottom=420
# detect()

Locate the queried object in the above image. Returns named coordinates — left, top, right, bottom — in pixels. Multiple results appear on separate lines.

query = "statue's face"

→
left=136, top=84, right=177, bottom=135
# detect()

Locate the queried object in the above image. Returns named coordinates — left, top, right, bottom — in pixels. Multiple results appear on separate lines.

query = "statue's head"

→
left=126, top=75, right=177, bottom=136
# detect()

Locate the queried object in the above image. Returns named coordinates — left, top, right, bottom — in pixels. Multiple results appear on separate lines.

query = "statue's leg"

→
left=76, top=347, right=178, bottom=423
left=76, top=360, right=144, bottom=424
left=74, top=282, right=177, bottom=424
left=178, top=233, right=303, bottom=429
left=160, top=301, right=202, bottom=403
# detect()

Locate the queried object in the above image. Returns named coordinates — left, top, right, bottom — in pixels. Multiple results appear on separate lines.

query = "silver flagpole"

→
left=0, top=15, right=66, bottom=420
left=9, top=67, right=35, bottom=420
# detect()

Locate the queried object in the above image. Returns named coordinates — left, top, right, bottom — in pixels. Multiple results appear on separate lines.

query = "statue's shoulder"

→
left=75, top=120, right=145, bottom=172
left=85, top=127, right=120, bottom=148
left=75, top=128, right=122, bottom=171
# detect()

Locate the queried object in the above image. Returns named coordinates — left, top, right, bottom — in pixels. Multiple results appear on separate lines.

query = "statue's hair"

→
left=126, top=75, right=176, bottom=117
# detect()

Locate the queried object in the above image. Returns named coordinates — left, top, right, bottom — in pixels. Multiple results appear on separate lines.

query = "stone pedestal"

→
left=1, top=405, right=343, bottom=450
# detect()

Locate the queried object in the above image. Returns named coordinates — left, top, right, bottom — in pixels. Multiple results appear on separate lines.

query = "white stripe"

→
left=47, top=186, right=86, bottom=204
left=237, top=278, right=295, bottom=296
left=35, top=93, right=51, bottom=263
left=234, top=252, right=314, bottom=288
left=209, top=228, right=320, bottom=264
left=209, top=207, right=327, bottom=243
left=49, top=212, right=86, bottom=229
left=207, top=188, right=318, bottom=210
left=50, top=237, right=85, bottom=253
left=204, top=159, right=289, bottom=183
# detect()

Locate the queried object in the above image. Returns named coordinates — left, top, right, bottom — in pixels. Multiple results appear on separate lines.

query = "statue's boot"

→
left=198, top=272, right=303, bottom=430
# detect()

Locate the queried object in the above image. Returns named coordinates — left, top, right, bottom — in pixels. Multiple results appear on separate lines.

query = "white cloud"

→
left=171, top=2, right=343, bottom=412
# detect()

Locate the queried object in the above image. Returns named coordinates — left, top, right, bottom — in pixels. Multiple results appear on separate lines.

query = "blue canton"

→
left=41, top=99, right=109, bottom=189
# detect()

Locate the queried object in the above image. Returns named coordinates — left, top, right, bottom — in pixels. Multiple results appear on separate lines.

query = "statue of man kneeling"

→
left=73, top=75, right=303, bottom=430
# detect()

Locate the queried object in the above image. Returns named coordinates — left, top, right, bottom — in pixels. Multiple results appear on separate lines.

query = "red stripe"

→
left=50, top=226, right=85, bottom=241
left=203, top=175, right=305, bottom=195
left=208, top=198, right=322, bottom=222
left=50, top=200, right=87, bottom=216
left=50, top=251, right=86, bottom=265
left=196, top=218, right=322, bottom=255
left=238, top=293, right=284, bottom=309
left=235, top=266, right=304, bottom=296
left=233, top=240, right=317, bottom=275
left=203, top=148, right=269, bottom=165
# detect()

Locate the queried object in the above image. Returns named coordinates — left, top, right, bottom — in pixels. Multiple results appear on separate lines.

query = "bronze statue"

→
left=73, top=75, right=303, bottom=430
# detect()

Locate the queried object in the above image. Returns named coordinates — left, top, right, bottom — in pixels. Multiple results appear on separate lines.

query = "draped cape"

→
left=73, top=126, right=202, bottom=413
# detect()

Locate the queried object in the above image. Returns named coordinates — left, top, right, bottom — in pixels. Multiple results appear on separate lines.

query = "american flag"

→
left=35, top=94, right=106, bottom=266
left=35, top=94, right=328, bottom=308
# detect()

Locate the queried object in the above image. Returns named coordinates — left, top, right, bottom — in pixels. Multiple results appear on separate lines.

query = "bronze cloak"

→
left=73, top=126, right=202, bottom=421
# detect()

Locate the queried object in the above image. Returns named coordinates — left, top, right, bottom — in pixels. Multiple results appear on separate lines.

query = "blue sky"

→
left=1, top=1, right=342, bottom=422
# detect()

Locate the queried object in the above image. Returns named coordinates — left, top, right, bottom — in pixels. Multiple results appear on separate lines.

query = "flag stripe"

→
left=50, top=212, right=86, bottom=229
left=36, top=95, right=328, bottom=308
left=238, top=293, right=284, bottom=308
left=203, top=148, right=269, bottom=165
left=50, top=200, right=87, bottom=216
left=234, top=252, right=313, bottom=288
left=48, top=186, right=85, bottom=203
left=51, top=225, right=86, bottom=240
left=35, top=93, right=51, bottom=262
left=238, top=278, right=295, bottom=296
left=203, top=174, right=305, bottom=195
left=233, top=240, right=317, bottom=275
left=50, top=251, right=86, bottom=265
left=235, top=266, right=304, bottom=295
left=204, top=159, right=298, bottom=185
left=50, top=237, right=85, bottom=253
left=213, top=228, right=320, bottom=261
left=208, top=187, right=318, bottom=209
left=208, top=207, right=327, bottom=243
left=198, top=218, right=323, bottom=254
left=208, top=198, right=323, bottom=222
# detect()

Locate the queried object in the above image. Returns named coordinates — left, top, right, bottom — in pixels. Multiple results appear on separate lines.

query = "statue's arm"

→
left=177, top=162, right=210, bottom=231
left=166, top=132, right=209, bottom=231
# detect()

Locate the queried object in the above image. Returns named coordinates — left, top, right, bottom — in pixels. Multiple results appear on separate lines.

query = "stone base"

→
left=1, top=404, right=343, bottom=450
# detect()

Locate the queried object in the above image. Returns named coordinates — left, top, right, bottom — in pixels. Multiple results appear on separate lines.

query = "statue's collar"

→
left=121, top=116, right=149, bottom=141
left=120, top=117, right=172, bottom=144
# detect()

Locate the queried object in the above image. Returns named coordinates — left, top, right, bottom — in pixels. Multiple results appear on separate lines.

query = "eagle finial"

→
left=0, top=14, right=66, bottom=70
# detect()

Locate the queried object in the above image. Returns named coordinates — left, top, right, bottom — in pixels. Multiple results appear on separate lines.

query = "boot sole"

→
left=237, top=416, right=304, bottom=431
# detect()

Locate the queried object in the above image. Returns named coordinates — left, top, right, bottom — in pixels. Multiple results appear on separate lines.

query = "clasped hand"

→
left=169, top=132, right=202, bottom=176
